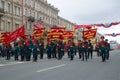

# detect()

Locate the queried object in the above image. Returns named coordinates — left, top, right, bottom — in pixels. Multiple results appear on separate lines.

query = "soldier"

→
left=32, top=43, right=39, bottom=62
left=105, top=39, right=110, bottom=60
left=39, top=39, right=44, bottom=59
left=67, top=40, right=71, bottom=58
left=25, top=35, right=33, bottom=61
left=88, top=40, right=93, bottom=59
left=99, top=36, right=107, bottom=62
left=95, top=42, right=100, bottom=57
left=51, top=40, right=57, bottom=58
left=46, top=41, right=52, bottom=59
left=14, top=43, right=19, bottom=61
left=19, top=37, right=25, bottom=61
left=81, top=37, right=88, bottom=61
left=58, top=41, right=64, bottom=60
left=6, top=43, right=11, bottom=60
left=78, top=40, right=83, bottom=59
left=68, top=41, right=75, bottom=60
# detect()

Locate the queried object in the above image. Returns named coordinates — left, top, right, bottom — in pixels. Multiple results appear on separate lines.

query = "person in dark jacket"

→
left=105, top=39, right=110, bottom=60
left=68, top=45, right=75, bottom=60
left=99, top=36, right=107, bottom=62
left=46, top=41, right=52, bottom=59
left=81, top=38, right=88, bottom=61
left=14, top=43, right=19, bottom=61
left=88, top=40, right=93, bottom=59
left=78, top=40, right=83, bottom=59
left=32, top=43, right=38, bottom=62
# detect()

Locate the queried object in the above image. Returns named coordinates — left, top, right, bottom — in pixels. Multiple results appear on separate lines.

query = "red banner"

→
left=95, top=22, right=120, bottom=28
left=4, top=25, right=25, bottom=44
left=47, top=27, right=65, bottom=40
left=17, top=25, right=25, bottom=37
left=60, top=31, right=74, bottom=40
left=82, top=29, right=97, bottom=39
left=50, top=27, right=65, bottom=34
left=0, top=32, right=10, bottom=43
left=32, top=28, right=45, bottom=39
left=74, top=25, right=92, bottom=30
left=105, top=33, right=120, bottom=37
left=47, top=32, right=60, bottom=40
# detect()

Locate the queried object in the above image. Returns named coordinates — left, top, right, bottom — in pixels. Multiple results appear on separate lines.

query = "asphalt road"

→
left=0, top=50, right=120, bottom=80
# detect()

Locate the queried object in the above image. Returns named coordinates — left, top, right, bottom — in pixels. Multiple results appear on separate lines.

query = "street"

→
left=0, top=50, right=120, bottom=80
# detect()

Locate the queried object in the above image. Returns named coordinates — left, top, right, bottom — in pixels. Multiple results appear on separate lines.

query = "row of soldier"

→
left=0, top=35, right=110, bottom=62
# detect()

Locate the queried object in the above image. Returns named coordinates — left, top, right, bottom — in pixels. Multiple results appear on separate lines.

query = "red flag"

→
left=82, top=29, right=97, bottom=39
left=4, top=25, right=25, bottom=44
left=60, top=31, right=74, bottom=40
left=17, top=25, right=25, bottom=37
left=34, top=24, right=44, bottom=29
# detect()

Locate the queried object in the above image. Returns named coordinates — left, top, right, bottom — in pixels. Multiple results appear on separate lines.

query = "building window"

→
left=7, top=22, right=11, bottom=32
left=1, top=1, right=5, bottom=9
left=1, top=20, right=5, bottom=30
left=18, top=7, right=20, bottom=16
left=15, top=23, right=19, bottom=29
left=7, top=3, right=11, bottom=14
left=14, top=6, right=17, bottom=15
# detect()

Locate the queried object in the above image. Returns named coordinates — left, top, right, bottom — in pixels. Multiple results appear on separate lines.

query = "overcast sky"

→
left=47, top=0, right=120, bottom=43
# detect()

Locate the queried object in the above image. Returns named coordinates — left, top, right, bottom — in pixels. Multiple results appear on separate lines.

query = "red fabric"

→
left=82, top=29, right=97, bottom=40
left=20, top=39, right=24, bottom=46
left=74, top=25, right=92, bottom=30
left=4, top=25, right=25, bottom=44
left=17, top=25, right=25, bottom=37
left=82, top=41, right=86, bottom=48
left=34, top=24, right=44, bottom=29
left=25, top=39, right=29, bottom=47
left=33, top=38, right=37, bottom=45
left=99, top=40, right=106, bottom=47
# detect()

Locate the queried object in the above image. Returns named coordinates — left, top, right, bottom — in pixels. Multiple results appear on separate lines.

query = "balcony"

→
left=0, top=7, right=5, bottom=17
left=28, top=16, right=35, bottom=22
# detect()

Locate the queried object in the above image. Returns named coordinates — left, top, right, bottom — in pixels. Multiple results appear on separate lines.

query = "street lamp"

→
left=28, top=16, right=35, bottom=34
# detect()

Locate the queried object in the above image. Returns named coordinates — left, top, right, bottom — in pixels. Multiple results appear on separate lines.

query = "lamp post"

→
left=28, top=16, right=35, bottom=34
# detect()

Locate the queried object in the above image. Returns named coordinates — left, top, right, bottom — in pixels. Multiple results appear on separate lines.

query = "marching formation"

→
left=0, top=35, right=110, bottom=62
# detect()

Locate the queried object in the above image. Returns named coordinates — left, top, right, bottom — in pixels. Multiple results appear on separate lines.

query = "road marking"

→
left=36, top=64, right=66, bottom=73
left=0, top=64, right=4, bottom=66
left=0, top=62, right=26, bottom=67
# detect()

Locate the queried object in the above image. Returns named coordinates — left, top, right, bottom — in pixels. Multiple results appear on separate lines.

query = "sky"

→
left=47, top=0, right=120, bottom=43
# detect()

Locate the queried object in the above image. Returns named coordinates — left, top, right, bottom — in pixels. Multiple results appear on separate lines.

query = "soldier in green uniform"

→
left=99, top=36, right=107, bottom=62
left=105, top=39, right=110, bottom=60
left=68, top=45, right=75, bottom=60
left=51, top=40, right=57, bottom=58
left=81, top=37, right=88, bottom=61
left=39, top=39, right=44, bottom=59
left=14, top=43, right=19, bottom=61
left=88, top=40, right=93, bottom=59
left=32, top=43, right=38, bottom=62
left=25, top=36, right=33, bottom=61
left=78, top=40, right=83, bottom=59
left=46, top=41, right=52, bottom=59
left=58, top=41, right=64, bottom=60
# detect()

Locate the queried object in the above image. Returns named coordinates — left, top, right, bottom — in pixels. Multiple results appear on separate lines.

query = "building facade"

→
left=0, top=0, right=76, bottom=34
left=0, top=0, right=22, bottom=33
